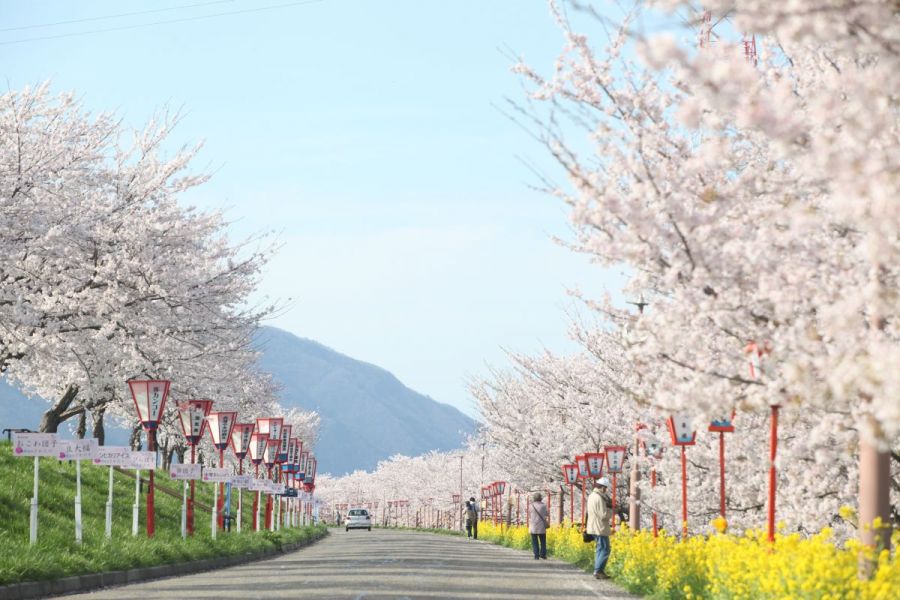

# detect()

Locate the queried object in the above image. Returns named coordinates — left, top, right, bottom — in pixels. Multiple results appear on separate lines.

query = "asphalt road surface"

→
left=59, top=528, right=640, bottom=599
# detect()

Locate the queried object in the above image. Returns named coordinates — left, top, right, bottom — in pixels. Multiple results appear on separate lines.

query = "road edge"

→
left=0, top=529, right=329, bottom=600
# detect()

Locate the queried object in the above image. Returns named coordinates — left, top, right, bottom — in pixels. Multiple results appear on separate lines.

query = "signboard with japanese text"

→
left=169, top=463, right=202, bottom=480
left=247, top=478, right=268, bottom=491
left=202, top=467, right=231, bottom=483
left=92, top=446, right=132, bottom=466
left=12, top=432, right=58, bottom=457
left=58, top=438, right=97, bottom=461
left=231, top=475, right=252, bottom=489
left=125, top=451, right=157, bottom=471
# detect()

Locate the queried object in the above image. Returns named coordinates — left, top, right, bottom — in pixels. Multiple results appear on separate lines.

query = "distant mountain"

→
left=0, top=327, right=477, bottom=475
left=255, top=326, right=477, bottom=475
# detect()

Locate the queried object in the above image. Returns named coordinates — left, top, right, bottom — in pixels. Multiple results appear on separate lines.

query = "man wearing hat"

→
left=586, top=477, right=613, bottom=579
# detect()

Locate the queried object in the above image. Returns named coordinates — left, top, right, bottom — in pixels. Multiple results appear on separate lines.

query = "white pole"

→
left=132, top=470, right=140, bottom=536
left=105, top=466, right=114, bottom=538
left=237, top=488, right=242, bottom=533
left=255, top=491, right=261, bottom=532
left=75, top=459, right=83, bottom=544
left=211, top=482, right=218, bottom=540
left=29, top=456, right=39, bottom=545
left=181, top=481, right=187, bottom=539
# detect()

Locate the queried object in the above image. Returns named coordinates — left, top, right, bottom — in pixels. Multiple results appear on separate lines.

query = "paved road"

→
left=59, top=529, right=639, bottom=599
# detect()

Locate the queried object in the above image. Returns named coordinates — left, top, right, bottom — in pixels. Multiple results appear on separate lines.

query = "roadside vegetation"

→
left=0, top=442, right=326, bottom=586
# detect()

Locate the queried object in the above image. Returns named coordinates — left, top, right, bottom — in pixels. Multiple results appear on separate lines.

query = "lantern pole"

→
left=651, top=467, right=658, bottom=537
left=767, top=405, right=779, bottom=543
left=719, top=431, right=726, bottom=519
left=147, top=428, right=156, bottom=538
left=680, top=444, right=688, bottom=539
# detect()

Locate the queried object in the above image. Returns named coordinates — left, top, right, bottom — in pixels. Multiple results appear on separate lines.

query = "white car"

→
left=345, top=508, right=372, bottom=531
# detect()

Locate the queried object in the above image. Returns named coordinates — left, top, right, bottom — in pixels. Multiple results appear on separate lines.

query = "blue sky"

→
left=2, top=0, right=628, bottom=417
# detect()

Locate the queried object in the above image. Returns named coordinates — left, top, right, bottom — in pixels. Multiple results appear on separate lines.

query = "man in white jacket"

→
left=586, top=477, right=613, bottom=579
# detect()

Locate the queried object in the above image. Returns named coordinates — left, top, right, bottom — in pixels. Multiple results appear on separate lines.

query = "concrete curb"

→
left=0, top=530, right=328, bottom=600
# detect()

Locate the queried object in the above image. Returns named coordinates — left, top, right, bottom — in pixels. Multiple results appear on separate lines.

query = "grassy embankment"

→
left=0, top=441, right=325, bottom=585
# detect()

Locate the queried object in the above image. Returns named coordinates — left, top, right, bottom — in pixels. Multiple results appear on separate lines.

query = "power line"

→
left=0, top=0, right=235, bottom=33
left=0, top=0, right=328, bottom=46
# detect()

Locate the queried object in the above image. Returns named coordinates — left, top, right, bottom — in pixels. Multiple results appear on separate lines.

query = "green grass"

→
left=0, top=441, right=326, bottom=585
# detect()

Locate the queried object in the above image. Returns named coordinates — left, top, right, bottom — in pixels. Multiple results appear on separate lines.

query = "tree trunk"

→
left=76, top=410, right=87, bottom=439
left=129, top=424, right=143, bottom=450
left=558, top=485, right=565, bottom=524
left=91, top=407, right=106, bottom=446
left=38, top=384, right=79, bottom=433
left=174, top=445, right=186, bottom=465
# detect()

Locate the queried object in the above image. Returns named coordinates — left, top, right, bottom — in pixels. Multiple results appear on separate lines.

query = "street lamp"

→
left=127, top=379, right=170, bottom=538
left=575, top=453, right=590, bottom=525
left=561, top=463, right=578, bottom=526
left=709, top=412, right=736, bottom=526
left=230, top=421, right=255, bottom=532
left=176, top=399, right=213, bottom=536
left=248, top=431, right=269, bottom=531
left=667, top=414, right=697, bottom=539
left=604, top=445, right=626, bottom=531
left=208, top=411, right=237, bottom=531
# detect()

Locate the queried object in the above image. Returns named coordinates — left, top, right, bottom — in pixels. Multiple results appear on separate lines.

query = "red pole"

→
left=218, top=448, right=225, bottom=530
left=516, top=492, right=520, bottom=525
left=681, top=445, right=688, bottom=539
left=147, top=429, right=156, bottom=538
left=253, top=463, right=259, bottom=530
left=569, top=484, right=574, bottom=526
left=188, top=445, right=196, bottom=535
left=651, top=469, right=658, bottom=537
left=719, top=432, right=726, bottom=519
left=767, top=405, right=779, bottom=543
left=580, top=482, right=586, bottom=526
left=266, top=466, right=273, bottom=528
left=611, top=474, right=617, bottom=532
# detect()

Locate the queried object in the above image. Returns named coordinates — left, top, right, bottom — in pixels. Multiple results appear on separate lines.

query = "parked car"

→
left=345, top=508, right=372, bottom=531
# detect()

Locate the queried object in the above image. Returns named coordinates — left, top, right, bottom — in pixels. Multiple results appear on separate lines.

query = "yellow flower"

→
left=711, top=516, right=728, bottom=534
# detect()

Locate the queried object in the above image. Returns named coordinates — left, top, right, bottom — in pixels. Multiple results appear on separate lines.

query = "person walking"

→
left=465, top=497, right=479, bottom=539
left=528, top=492, right=550, bottom=560
left=586, top=477, right=613, bottom=579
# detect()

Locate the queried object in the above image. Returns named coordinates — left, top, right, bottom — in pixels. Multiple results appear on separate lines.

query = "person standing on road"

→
left=528, top=492, right=550, bottom=560
left=465, top=497, right=479, bottom=539
left=586, top=477, right=613, bottom=579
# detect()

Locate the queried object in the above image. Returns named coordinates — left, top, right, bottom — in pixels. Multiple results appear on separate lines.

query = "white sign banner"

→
left=58, top=438, right=97, bottom=461
left=92, top=446, right=132, bottom=466
left=169, top=463, right=202, bottom=480
left=268, top=482, right=285, bottom=495
left=12, top=432, right=58, bottom=457
left=125, top=451, right=157, bottom=471
left=247, top=478, right=268, bottom=492
left=202, top=467, right=231, bottom=483
left=231, top=475, right=252, bottom=489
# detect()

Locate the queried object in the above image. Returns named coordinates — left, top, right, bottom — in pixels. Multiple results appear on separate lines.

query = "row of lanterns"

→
left=128, top=380, right=317, bottom=537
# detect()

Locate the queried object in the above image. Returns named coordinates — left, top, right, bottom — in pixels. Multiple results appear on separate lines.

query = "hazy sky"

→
left=2, top=0, right=626, bottom=417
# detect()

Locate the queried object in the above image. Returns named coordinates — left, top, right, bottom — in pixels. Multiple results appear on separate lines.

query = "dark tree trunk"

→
left=91, top=407, right=106, bottom=446
left=39, top=384, right=79, bottom=433
left=76, top=410, right=87, bottom=439
left=129, top=424, right=143, bottom=450
left=174, top=445, right=186, bottom=465
left=558, top=485, right=565, bottom=524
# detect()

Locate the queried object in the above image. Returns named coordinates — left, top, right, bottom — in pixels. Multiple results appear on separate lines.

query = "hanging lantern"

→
left=230, top=422, right=255, bottom=460
left=276, top=424, right=292, bottom=463
left=255, top=417, right=283, bottom=443
left=496, top=481, right=506, bottom=495
left=561, top=463, right=578, bottom=485
left=709, top=410, right=736, bottom=433
left=248, top=432, right=269, bottom=466
left=128, top=380, right=171, bottom=430
left=667, top=414, right=697, bottom=445
left=176, top=400, right=213, bottom=445
left=585, top=452, right=605, bottom=477
left=575, top=454, right=590, bottom=479
left=207, top=411, right=237, bottom=451
left=604, top=446, right=627, bottom=473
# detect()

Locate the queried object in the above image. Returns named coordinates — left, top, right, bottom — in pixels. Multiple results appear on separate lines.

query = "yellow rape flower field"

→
left=477, top=521, right=899, bottom=599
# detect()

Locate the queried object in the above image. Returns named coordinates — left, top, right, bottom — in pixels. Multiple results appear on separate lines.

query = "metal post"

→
left=211, top=479, right=218, bottom=540
left=651, top=468, right=658, bottom=537
left=458, top=455, right=463, bottom=532
left=681, top=445, right=688, bottom=539
left=181, top=480, right=188, bottom=539
left=237, top=459, right=243, bottom=533
left=29, top=456, right=39, bottom=545
left=767, top=405, right=779, bottom=543
left=132, top=469, right=140, bottom=536
left=629, top=433, right=641, bottom=530
left=580, top=482, right=586, bottom=526
left=218, top=448, right=225, bottom=531
left=74, top=459, right=83, bottom=544
left=611, top=473, right=618, bottom=532
left=105, top=465, right=114, bottom=538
